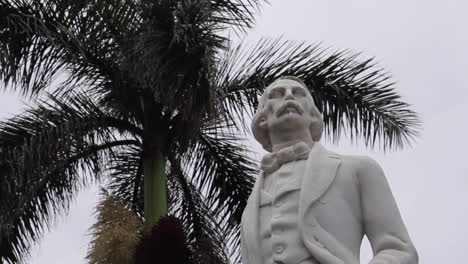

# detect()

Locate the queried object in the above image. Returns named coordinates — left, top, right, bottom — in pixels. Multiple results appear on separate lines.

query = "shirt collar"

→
left=260, top=141, right=312, bottom=174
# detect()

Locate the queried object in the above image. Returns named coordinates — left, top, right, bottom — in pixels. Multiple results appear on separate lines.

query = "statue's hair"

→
left=251, top=76, right=324, bottom=152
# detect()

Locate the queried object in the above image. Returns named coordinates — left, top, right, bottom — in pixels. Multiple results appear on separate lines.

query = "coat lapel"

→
left=298, top=143, right=343, bottom=264
left=298, top=143, right=341, bottom=220
left=241, top=171, right=263, bottom=264
left=242, top=143, right=342, bottom=264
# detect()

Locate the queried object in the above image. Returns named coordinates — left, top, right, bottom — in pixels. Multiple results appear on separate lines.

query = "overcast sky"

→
left=1, top=0, right=467, bottom=263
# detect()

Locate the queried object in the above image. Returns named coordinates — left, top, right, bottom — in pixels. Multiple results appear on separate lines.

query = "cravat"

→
left=260, top=142, right=311, bottom=174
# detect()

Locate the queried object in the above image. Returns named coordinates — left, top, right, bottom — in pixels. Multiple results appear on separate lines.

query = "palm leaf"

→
left=183, top=117, right=256, bottom=262
left=0, top=93, right=138, bottom=263
left=0, top=0, right=140, bottom=96
left=107, top=146, right=144, bottom=215
left=209, top=0, right=264, bottom=31
left=167, top=157, right=230, bottom=264
left=217, top=37, right=420, bottom=150
left=0, top=2, right=421, bottom=263
left=107, top=140, right=234, bottom=264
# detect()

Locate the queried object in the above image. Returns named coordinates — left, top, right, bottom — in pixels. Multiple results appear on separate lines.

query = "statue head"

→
left=251, top=76, right=323, bottom=152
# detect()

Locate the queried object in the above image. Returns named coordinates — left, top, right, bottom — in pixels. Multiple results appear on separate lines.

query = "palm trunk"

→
left=143, top=151, right=167, bottom=232
left=141, top=98, right=167, bottom=232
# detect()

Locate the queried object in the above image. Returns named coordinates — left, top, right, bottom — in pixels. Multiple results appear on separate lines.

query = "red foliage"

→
left=135, top=216, right=192, bottom=264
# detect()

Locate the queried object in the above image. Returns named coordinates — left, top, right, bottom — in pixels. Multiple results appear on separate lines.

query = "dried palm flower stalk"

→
left=87, top=189, right=142, bottom=264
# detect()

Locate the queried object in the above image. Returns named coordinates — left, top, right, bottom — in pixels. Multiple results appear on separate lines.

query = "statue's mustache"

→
left=276, top=101, right=304, bottom=117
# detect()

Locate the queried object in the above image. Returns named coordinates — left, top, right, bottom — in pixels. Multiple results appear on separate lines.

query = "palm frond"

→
left=0, top=0, right=140, bottom=96
left=107, top=145, right=144, bottom=215
left=167, top=157, right=230, bottom=264
left=123, top=0, right=237, bottom=153
left=0, top=93, right=139, bottom=263
left=0, top=0, right=65, bottom=94
left=128, top=0, right=226, bottom=114
left=126, top=0, right=265, bottom=119
left=184, top=117, right=257, bottom=262
left=216, top=37, right=420, bottom=150
left=140, top=0, right=264, bottom=34
left=210, top=0, right=264, bottom=32
left=0, top=2, right=421, bottom=264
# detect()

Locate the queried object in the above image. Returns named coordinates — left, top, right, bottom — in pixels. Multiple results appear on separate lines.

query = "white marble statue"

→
left=241, top=76, right=418, bottom=264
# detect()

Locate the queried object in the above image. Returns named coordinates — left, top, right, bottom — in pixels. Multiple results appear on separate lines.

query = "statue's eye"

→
left=268, top=89, right=284, bottom=99
left=293, top=88, right=307, bottom=97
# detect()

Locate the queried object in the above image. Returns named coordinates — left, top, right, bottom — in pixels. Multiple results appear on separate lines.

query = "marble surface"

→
left=242, top=77, right=418, bottom=264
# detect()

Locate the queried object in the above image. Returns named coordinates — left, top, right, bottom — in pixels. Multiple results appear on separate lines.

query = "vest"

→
left=259, top=160, right=319, bottom=264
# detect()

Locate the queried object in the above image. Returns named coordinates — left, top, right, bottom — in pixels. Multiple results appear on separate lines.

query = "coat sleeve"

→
left=357, top=157, right=418, bottom=264
left=241, top=226, right=250, bottom=264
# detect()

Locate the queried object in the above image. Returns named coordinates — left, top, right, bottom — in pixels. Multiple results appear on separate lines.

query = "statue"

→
left=241, top=76, right=418, bottom=264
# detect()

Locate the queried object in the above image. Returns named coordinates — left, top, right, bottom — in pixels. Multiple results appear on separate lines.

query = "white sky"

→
left=1, top=0, right=467, bottom=263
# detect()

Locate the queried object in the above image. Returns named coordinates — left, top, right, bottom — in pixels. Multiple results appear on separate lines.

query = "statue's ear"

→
left=309, top=115, right=324, bottom=142
left=258, top=115, right=268, bottom=129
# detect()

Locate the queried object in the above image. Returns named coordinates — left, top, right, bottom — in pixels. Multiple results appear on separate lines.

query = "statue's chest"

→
left=259, top=160, right=306, bottom=244
left=262, top=159, right=307, bottom=194
left=259, top=161, right=311, bottom=264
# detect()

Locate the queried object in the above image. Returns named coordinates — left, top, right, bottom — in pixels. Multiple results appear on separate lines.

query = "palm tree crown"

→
left=0, top=0, right=419, bottom=263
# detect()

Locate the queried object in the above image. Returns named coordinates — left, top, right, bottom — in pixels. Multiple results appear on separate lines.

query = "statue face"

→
left=263, top=79, right=314, bottom=133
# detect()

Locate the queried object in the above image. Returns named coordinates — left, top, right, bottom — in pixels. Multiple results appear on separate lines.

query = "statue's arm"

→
left=241, top=226, right=250, bottom=264
left=357, top=157, right=418, bottom=264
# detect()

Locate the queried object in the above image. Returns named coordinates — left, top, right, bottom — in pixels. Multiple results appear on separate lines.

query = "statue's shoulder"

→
left=335, top=153, right=388, bottom=188
left=330, top=151, right=383, bottom=175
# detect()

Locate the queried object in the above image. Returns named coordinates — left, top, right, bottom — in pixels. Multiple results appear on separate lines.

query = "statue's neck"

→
left=270, top=129, right=313, bottom=153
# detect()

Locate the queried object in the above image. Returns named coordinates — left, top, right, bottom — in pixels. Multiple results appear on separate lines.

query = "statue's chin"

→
left=270, top=113, right=309, bottom=131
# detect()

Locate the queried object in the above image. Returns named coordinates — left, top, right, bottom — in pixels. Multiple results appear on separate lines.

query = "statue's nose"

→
left=284, top=90, right=295, bottom=100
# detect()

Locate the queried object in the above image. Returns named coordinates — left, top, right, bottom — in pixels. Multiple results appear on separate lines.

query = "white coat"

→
left=241, top=143, right=418, bottom=264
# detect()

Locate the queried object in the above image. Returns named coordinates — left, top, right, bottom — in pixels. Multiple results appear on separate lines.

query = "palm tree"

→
left=0, top=0, right=419, bottom=263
